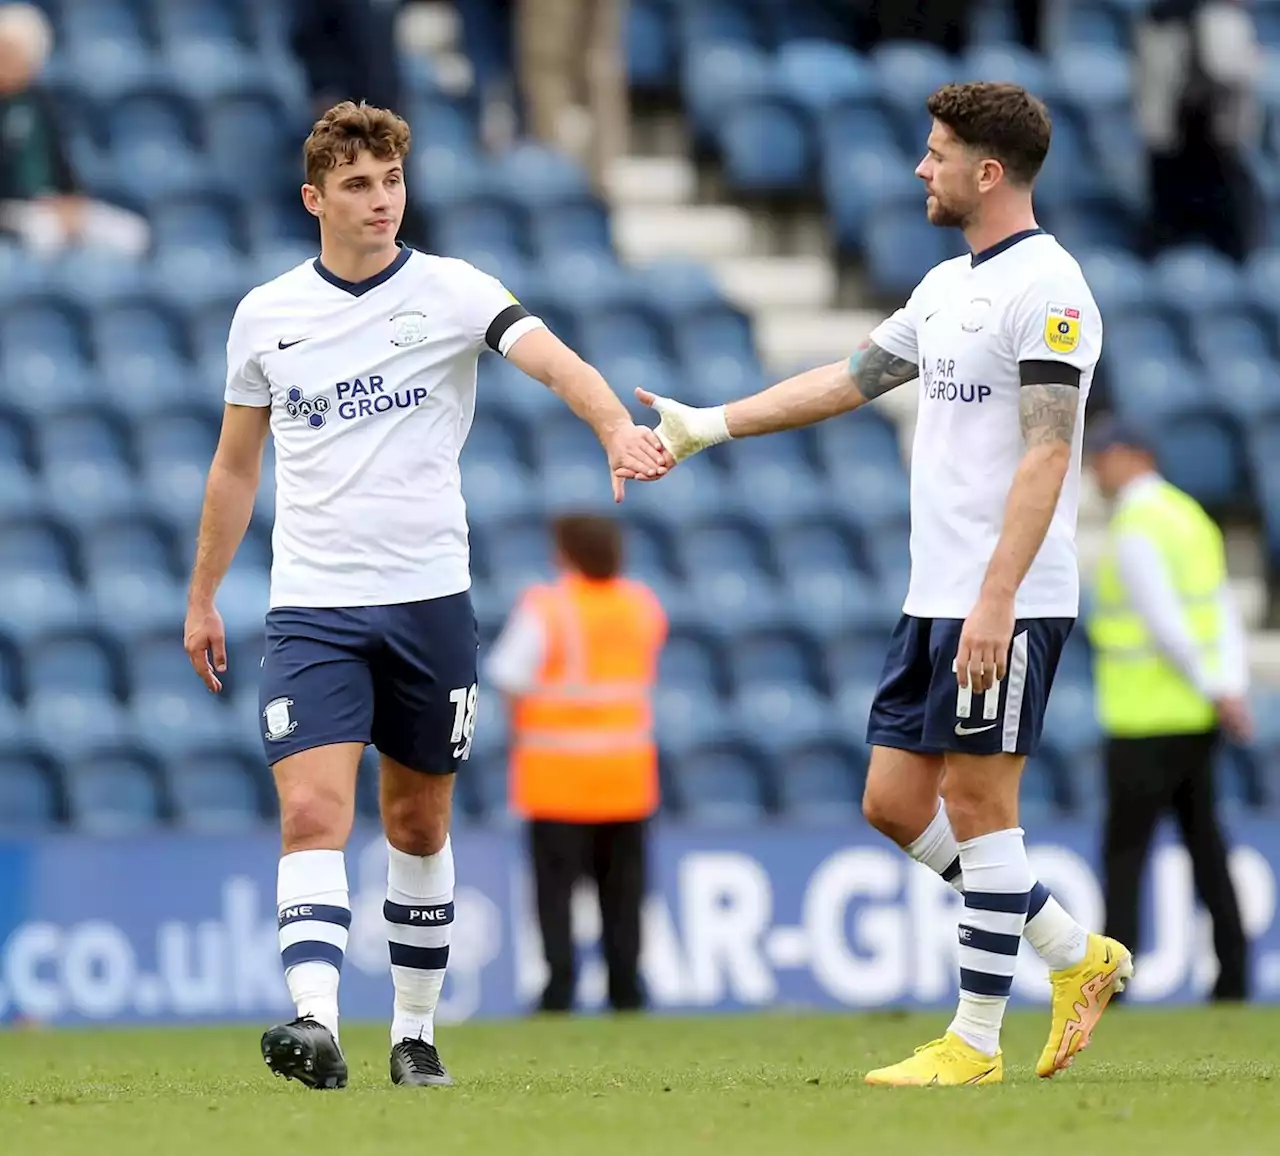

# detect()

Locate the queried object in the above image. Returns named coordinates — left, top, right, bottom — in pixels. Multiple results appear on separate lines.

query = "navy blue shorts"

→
left=258, top=591, right=479, bottom=773
left=865, top=614, right=1073, bottom=757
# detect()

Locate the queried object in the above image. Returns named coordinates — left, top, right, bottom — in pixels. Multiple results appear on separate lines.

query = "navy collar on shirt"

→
left=970, top=227, right=1045, bottom=268
left=313, top=242, right=412, bottom=296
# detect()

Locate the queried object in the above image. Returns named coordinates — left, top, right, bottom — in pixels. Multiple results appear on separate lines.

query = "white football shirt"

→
left=225, top=245, right=544, bottom=609
left=868, top=229, right=1102, bottom=619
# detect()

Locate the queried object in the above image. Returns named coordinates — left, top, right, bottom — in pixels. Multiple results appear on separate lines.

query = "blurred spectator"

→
left=292, top=0, right=404, bottom=116
left=516, top=0, right=628, bottom=189
left=1135, top=0, right=1263, bottom=261
left=486, top=515, right=666, bottom=1014
left=0, top=3, right=148, bottom=257
left=1085, top=416, right=1250, bottom=1003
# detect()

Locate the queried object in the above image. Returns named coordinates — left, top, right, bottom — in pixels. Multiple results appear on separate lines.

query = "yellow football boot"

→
left=1036, top=932, right=1133, bottom=1078
left=864, top=1032, right=1002, bottom=1087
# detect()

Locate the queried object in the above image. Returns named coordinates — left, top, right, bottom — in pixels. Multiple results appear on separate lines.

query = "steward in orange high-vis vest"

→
left=485, top=514, right=666, bottom=1013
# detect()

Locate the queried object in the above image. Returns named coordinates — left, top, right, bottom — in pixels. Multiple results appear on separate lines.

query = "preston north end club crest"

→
left=390, top=310, right=429, bottom=347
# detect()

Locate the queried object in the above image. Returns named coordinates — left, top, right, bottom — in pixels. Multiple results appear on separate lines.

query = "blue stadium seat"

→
left=0, top=752, right=62, bottom=832
left=1150, top=246, right=1245, bottom=314
left=528, top=197, right=613, bottom=258
left=408, top=96, right=478, bottom=154
left=688, top=569, right=781, bottom=634
left=619, top=456, right=725, bottom=525
left=1190, top=308, right=1276, bottom=366
left=732, top=683, right=831, bottom=751
left=1076, top=249, right=1153, bottom=314
left=1106, top=354, right=1207, bottom=421
left=490, top=143, right=592, bottom=209
left=65, top=752, right=164, bottom=835
left=870, top=42, right=955, bottom=117
left=1104, top=307, right=1187, bottom=365
left=151, top=192, right=246, bottom=254
left=154, top=0, right=252, bottom=48
left=0, top=632, right=22, bottom=702
left=1151, top=412, right=1248, bottom=508
left=962, top=44, right=1053, bottom=98
left=678, top=517, right=773, bottom=578
left=628, top=0, right=677, bottom=89
left=655, top=684, right=733, bottom=757
left=659, top=627, right=723, bottom=691
left=822, top=144, right=921, bottom=250
left=773, top=518, right=861, bottom=581
left=1051, top=44, right=1131, bottom=116
left=50, top=250, right=150, bottom=309
left=1045, top=198, right=1139, bottom=254
left=24, top=631, right=121, bottom=699
left=168, top=755, right=267, bottom=832
left=81, top=512, right=177, bottom=577
left=26, top=690, right=133, bottom=761
left=130, top=690, right=238, bottom=757
left=787, top=569, right=897, bottom=636
left=531, top=410, right=609, bottom=469
left=90, top=569, right=188, bottom=637
left=637, top=260, right=727, bottom=317
left=0, top=572, right=86, bottom=639
left=832, top=679, right=880, bottom=747
left=862, top=201, right=964, bottom=295
left=1244, top=248, right=1280, bottom=314
left=774, top=40, right=875, bottom=113
left=1041, top=680, right=1103, bottom=813
left=485, top=517, right=555, bottom=595
left=0, top=514, right=79, bottom=577
left=682, top=349, right=767, bottom=408
left=461, top=459, right=538, bottom=526
left=671, top=301, right=756, bottom=368
left=434, top=197, right=528, bottom=258
left=681, top=42, right=774, bottom=144
left=135, top=410, right=219, bottom=465
left=776, top=740, right=865, bottom=822
left=1032, top=109, right=1104, bottom=207
left=726, top=627, right=824, bottom=693
left=678, top=0, right=767, bottom=49
left=576, top=304, right=669, bottom=363
left=539, top=463, right=618, bottom=514
left=151, top=246, right=252, bottom=308
left=672, top=741, right=770, bottom=824
left=814, top=409, right=903, bottom=471
left=163, top=40, right=267, bottom=102
left=825, top=461, right=910, bottom=532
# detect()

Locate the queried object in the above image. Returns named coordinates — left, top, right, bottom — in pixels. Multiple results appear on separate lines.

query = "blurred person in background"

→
left=292, top=0, right=404, bottom=116
left=486, top=514, right=667, bottom=1014
left=1135, top=0, right=1263, bottom=261
left=0, top=2, right=148, bottom=257
left=1085, top=415, right=1251, bottom=1003
left=515, top=0, right=628, bottom=189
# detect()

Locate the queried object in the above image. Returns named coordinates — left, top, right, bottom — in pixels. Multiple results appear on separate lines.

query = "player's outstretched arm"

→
left=504, top=326, right=672, bottom=501
left=636, top=340, right=918, bottom=463
left=184, top=403, right=270, bottom=692
left=957, top=373, right=1079, bottom=692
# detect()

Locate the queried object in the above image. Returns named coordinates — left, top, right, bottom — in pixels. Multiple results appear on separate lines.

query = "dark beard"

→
left=927, top=198, right=969, bottom=229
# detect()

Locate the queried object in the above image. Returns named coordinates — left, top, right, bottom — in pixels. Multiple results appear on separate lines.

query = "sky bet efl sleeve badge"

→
left=1044, top=303, right=1082, bottom=354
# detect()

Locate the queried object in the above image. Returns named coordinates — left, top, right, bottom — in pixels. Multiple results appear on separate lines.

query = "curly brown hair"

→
left=926, top=82, right=1051, bottom=186
left=303, top=100, right=412, bottom=188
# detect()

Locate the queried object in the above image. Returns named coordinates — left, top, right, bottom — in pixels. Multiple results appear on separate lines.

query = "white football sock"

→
left=948, top=828, right=1032, bottom=1057
left=277, top=849, right=349, bottom=1040
left=905, top=803, right=1087, bottom=970
left=386, top=837, right=455, bottom=1046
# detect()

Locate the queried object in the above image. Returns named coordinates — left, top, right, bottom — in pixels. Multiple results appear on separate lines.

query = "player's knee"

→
left=279, top=788, right=351, bottom=851
left=861, top=781, right=920, bottom=846
left=383, top=802, right=449, bottom=858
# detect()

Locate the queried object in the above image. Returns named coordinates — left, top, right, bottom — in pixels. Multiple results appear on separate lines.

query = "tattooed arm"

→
left=978, top=364, right=1082, bottom=603
left=720, top=340, right=919, bottom=438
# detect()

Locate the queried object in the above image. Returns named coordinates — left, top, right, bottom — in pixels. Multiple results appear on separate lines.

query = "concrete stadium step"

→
left=612, top=204, right=755, bottom=263
left=753, top=308, right=883, bottom=375
left=712, top=255, right=835, bottom=313
left=605, top=156, right=697, bottom=207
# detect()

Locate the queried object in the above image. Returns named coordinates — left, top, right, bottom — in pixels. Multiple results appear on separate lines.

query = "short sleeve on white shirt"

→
left=1008, top=271, right=1102, bottom=373
left=224, top=294, right=270, bottom=406
left=867, top=278, right=929, bottom=364
left=447, top=260, right=546, bottom=357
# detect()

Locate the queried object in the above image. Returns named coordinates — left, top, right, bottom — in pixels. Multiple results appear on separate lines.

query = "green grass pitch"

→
left=2, top=1008, right=1278, bottom=1156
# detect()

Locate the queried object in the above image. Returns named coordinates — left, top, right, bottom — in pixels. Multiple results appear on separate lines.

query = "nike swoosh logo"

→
left=1103, top=946, right=1112, bottom=964
left=925, top=310, right=940, bottom=323
left=954, top=723, right=996, bottom=736
left=278, top=338, right=308, bottom=350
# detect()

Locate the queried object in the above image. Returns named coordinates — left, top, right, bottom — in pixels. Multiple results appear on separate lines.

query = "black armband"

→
left=485, top=303, right=531, bottom=353
left=1019, top=360, right=1081, bottom=388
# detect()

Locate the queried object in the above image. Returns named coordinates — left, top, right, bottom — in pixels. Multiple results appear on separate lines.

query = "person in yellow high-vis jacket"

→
left=1085, top=415, right=1250, bottom=1001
